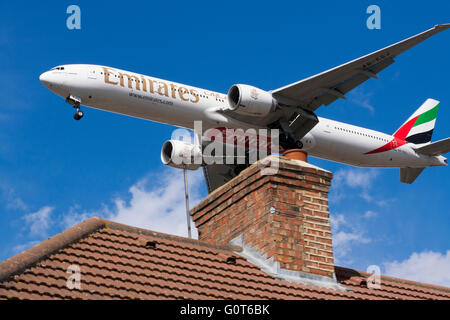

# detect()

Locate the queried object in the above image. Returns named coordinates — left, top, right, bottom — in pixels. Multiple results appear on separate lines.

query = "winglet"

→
left=271, top=24, right=450, bottom=111
left=435, top=24, right=450, bottom=29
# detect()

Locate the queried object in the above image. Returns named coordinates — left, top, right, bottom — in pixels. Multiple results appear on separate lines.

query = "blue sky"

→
left=0, top=1, right=449, bottom=286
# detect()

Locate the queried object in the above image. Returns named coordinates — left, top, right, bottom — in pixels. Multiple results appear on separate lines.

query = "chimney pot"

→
left=282, top=149, right=308, bottom=162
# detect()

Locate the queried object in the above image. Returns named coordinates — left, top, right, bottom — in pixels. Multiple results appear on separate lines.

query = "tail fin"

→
left=393, top=98, right=440, bottom=146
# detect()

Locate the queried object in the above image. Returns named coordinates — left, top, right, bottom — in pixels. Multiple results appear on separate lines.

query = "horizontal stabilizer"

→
left=400, top=167, right=425, bottom=184
left=415, top=137, right=450, bottom=156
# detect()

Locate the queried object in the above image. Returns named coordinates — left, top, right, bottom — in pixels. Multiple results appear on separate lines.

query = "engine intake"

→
left=161, top=140, right=202, bottom=170
left=227, top=84, right=276, bottom=117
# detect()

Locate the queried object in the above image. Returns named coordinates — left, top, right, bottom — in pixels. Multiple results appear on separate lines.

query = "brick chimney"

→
left=191, top=155, right=337, bottom=285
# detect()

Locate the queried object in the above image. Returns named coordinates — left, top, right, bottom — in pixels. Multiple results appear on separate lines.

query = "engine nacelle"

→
left=161, top=140, right=202, bottom=170
left=227, top=84, right=276, bottom=117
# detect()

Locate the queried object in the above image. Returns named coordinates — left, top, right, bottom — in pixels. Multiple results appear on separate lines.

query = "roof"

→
left=0, top=217, right=449, bottom=300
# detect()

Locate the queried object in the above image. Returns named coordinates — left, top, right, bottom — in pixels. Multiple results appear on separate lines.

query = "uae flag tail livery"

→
left=394, top=99, right=450, bottom=184
left=394, top=98, right=439, bottom=146
left=365, top=99, right=440, bottom=156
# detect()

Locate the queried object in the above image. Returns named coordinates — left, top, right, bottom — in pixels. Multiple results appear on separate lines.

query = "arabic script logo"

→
left=250, top=88, right=259, bottom=100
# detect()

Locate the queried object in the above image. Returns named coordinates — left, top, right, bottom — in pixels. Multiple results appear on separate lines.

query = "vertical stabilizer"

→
left=394, top=99, right=439, bottom=146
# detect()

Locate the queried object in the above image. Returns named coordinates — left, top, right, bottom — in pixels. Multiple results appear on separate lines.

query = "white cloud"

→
left=360, top=190, right=391, bottom=207
left=331, top=168, right=380, bottom=204
left=7, top=169, right=206, bottom=259
left=6, top=196, right=28, bottom=211
left=333, top=231, right=370, bottom=251
left=383, top=250, right=450, bottom=287
left=62, top=169, right=206, bottom=239
left=330, top=213, right=371, bottom=264
left=12, top=240, right=41, bottom=255
left=363, top=210, right=377, bottom=219
left=22, top=206, right=54, bottom=237
left=0, top=184, right=28, bottom=211
left=61, top=205, right=95, bottom=229
left=348, top=88, right=375, bottom=114
left=334, top=168, right=378, bottom=189
left=7, top=197, right=27, bottom=211
left=330, top=213, right=346, bottom=230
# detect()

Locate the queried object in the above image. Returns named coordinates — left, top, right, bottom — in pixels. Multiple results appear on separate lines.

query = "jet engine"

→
left=227, top=84, right=276, bottom=116
left=161, top=140, right=202, bottom=170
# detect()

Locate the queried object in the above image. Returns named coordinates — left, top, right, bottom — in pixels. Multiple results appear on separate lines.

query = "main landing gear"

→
left=65, top=95, right=84, bottom=121
left=280, top=133, right=303, bottom=150
left=73, top=108, right=84, bottom=121
left=274, top=119, right=304, bottom=150
left=273, top=107, right=319, bottom=150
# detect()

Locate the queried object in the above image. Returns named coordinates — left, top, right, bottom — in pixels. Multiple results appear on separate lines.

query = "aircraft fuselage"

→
left=39, top=64, right=447, bottom=169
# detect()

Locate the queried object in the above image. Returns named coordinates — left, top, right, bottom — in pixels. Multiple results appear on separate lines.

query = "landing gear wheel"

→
left=73, top=109, right=84, bottom=121
left=279, top=133, right=292, bottom=150
left=295, top=140, right=303, bottom=149
left=280, top=133, right=304, bottom=150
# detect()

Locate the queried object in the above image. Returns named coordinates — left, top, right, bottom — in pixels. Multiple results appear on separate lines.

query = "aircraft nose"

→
left=39, top=71, right=52, bottom=87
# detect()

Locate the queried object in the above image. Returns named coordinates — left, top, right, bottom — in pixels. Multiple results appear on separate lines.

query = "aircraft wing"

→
left=272, top=24, right=450, bottom=110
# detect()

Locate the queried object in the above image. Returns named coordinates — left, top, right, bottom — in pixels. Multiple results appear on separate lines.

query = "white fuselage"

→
left=39, top=64, right=446, bottom=169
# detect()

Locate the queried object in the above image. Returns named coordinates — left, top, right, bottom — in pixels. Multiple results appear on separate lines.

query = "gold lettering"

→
left=147, top=78, right=156, bottom=93
left=170, top=83, right=178, bottom=99
left=119, top=72, right=140, bottom=91
left=141, top=76, right=147, bottom=92
left=103, top=67, right=118, bottom=85
left=190, top=89, right=199, bottom=103
left=179, top=87, right=189, bottom=101
left=157, top=81, right=169, bottom=97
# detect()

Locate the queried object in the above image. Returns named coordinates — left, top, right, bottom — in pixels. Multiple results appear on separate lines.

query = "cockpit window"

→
left=51, top=67, right=65, bottom=71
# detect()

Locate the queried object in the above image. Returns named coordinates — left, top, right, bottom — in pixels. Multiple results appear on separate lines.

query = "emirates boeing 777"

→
left=40, top=25, right=450, bottom=191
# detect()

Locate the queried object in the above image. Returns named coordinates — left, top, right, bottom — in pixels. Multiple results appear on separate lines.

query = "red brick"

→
left=191, top=157, right=336, bottom=279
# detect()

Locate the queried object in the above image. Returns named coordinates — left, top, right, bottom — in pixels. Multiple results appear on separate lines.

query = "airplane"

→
left=40, top=24, right=450, bottom=191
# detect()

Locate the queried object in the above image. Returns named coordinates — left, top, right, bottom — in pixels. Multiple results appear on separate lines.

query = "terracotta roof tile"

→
left=0, top=217, right=448, bottom=300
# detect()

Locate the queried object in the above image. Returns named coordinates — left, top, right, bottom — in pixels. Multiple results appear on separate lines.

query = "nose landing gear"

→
left=73, top=108, right=84, bottom=120
left=65, top=95, right=84, bottom=121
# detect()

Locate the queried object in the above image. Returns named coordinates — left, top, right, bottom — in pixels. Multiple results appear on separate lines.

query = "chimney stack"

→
left=191, top=155, right=337, bottom=284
